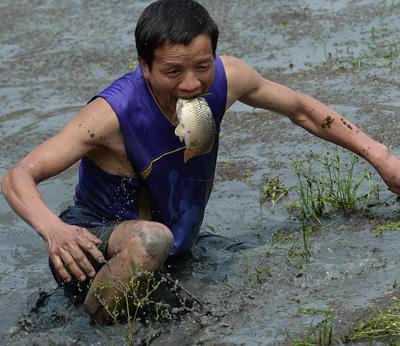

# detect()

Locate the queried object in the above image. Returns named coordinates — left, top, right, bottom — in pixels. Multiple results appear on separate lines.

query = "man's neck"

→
left=146, top=82, right=177, bottom=125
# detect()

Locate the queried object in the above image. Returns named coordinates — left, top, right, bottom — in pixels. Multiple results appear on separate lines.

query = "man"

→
left=2, top=0, right=400, bottom=324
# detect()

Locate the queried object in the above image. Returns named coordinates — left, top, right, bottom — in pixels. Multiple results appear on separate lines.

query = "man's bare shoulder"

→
left=65, top=97, right=121, bottom=147
left=219, top=55, right=262, bottom=109
left=220, top=55, right=254, bottom=73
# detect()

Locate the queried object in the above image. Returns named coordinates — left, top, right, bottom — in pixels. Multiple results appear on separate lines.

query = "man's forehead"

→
left=153, top=35, right=213, bottom=63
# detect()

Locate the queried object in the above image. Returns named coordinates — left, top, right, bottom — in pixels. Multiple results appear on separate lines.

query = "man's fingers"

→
left=60, top=248, right=87, bottom=281
left=81, top=228, right=102, bottom=245
left=63, top=247, right=95, bottom=281
left=50, top=255, right=72, bottom=283
left=78, top=238, right=105, bottom=264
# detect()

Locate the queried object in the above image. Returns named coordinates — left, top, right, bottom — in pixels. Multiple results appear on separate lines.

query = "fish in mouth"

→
left=174, top=96, right=216, bottom=162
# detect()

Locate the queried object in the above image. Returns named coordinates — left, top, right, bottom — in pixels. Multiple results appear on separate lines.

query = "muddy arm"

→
left=221, top=55, right=400, bottom=195
left=1, top=98, right=118, bottom=281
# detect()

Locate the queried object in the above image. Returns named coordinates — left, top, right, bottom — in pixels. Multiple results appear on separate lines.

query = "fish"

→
left=174, top=96, right=216, bottom=163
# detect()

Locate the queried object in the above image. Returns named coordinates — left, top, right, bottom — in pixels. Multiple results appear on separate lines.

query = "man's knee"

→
left=117, top=221, right=174, bottom=267
left=137, top=221, right=174, bottom=258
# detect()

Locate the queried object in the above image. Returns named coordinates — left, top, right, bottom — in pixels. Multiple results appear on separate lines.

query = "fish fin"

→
left=184, top=148, right=196, bottom=163
left=174, top=123, right=185, bottom=142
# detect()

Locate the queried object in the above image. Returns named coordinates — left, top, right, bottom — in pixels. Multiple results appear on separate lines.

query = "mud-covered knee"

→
left=135, top=221, right=174, bottom=261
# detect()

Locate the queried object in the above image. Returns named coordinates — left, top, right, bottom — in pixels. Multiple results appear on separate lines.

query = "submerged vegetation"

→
left=260, top=146, right=375, bottom=270
left=374, top=221, right=400, bottom=236
left=266, top=222, right=314, bottom=270
left=344, top=299, right=400, bottom=344
left=293, top=147, right=372, bottom=223
left=292, top=308, right=335, bottom=346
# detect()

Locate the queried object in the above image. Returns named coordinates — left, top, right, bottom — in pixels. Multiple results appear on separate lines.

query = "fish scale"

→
left=174, top=97, right=216, bottom=163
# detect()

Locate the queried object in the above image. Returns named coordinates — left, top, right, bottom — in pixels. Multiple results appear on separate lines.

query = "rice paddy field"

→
left=1, top=0, right=400, bottom=344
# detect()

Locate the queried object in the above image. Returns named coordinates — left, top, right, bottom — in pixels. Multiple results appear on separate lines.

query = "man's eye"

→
left=197, top=65, right=210, bottom=71
left=166, top=70, right=180, bottom=76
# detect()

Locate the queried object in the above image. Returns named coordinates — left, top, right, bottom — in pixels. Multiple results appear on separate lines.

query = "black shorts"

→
left=49, top=220, right=121, bottom=302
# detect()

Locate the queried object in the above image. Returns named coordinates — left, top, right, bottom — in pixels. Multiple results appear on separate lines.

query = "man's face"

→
left=140, top=34, right=215, bottom=117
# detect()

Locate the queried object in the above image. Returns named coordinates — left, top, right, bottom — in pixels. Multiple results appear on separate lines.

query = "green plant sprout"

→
left=260, top=175, right=291, bottom=206
left=239, top=251, right=272, bottom=286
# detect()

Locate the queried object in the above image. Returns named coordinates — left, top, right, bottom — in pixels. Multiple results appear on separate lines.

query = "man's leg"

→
left=83, top=220, right=174, bottom=324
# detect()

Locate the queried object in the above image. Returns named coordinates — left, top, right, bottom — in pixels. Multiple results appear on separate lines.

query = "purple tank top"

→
left=70, top=56, right=227, bottom=255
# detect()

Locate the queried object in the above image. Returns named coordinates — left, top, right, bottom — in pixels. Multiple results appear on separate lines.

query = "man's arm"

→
left=1, top=98, right=118, bottom=282
left=221, top=55, right=400, bottom=194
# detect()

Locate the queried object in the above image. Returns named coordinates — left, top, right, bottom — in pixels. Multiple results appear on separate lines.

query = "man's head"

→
left=135, top=0, right=219, bottom=69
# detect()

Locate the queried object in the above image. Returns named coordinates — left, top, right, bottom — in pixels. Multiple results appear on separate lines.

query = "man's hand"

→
left=375, top=151, right=400, bottom=196
left=44, top=222, right=105, bottom=283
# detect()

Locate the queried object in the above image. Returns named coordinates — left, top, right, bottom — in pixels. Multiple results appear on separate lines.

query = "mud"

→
left=1, top=0, right=400, bottom=345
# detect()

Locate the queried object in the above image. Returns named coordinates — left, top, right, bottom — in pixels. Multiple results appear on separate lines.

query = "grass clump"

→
left=260, top=175, right=291, bottom=206
left=374, top=221, right=400, bottom=236
left=267, top=222, right=314, bottom=269
left=345, top=301, right=400, bottom=343
left=293, top=147, right=371, bottom=223
left=239, top=251, right=272, bottom=286
left=292, top=308, right=335, bottom=346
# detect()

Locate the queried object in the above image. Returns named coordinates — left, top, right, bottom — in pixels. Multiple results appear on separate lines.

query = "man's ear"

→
left=138, top=57, right=150, bottom=79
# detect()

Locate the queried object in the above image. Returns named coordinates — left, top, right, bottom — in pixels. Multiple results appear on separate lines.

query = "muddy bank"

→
left=1, top=0, right=400, bottom=345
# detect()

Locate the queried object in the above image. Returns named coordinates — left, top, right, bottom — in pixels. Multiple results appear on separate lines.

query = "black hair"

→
left=135, top=0, right=219, bottom=68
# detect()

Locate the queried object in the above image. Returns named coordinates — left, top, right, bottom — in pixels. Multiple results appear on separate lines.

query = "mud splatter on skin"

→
left=340, top=117, right=353, bottom=130
left=136, top=227, right=173, bottom=260
left=321, top=115, right=334, bottom=129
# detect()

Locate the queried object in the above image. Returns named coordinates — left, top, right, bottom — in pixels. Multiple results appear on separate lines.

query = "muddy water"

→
left=1, top=0, right=400, bottom=345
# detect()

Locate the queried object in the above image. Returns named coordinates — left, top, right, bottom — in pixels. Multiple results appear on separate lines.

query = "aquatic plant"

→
left=266, top=221, right=314, bottom=270
left=292, top=308, right=335, bottom=346
left=345, top=300, right=400, bottom=343
left=293, top=147, right=372, bottom=223
left=239, top=251, right=271, bottom=286
left=260, top=175, right=290, bottom=206
left=257, top=175, right=290, bottom=241
left=91, top=268, right=168, bottom=345
left=373, top=221, right=400, bottom=236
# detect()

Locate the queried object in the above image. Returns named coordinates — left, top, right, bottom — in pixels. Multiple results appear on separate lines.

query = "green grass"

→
left=266, top=222, right=314, bottom=270
left=374, top=221, right=400, bottom=236
left=239, top=251, right=272, bottom=286
left=292, top=308, right=335, bottom=346
left=293, top=147, right=372, bottom=223
left=345, top=300, right=400, bottom=343
left=260, top=175, right=291, bottom=206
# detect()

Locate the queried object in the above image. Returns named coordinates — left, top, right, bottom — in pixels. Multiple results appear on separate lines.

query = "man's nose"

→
left=179, top=72, right=201, bottom=96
